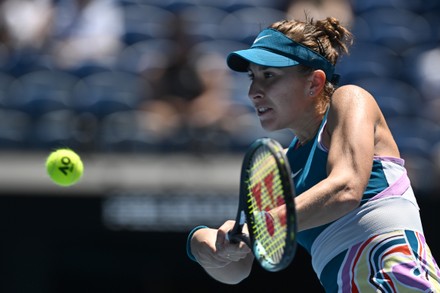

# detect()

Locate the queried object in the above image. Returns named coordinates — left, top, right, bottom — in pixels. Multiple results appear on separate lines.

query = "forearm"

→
left=294, top=175, right=362, bottom=231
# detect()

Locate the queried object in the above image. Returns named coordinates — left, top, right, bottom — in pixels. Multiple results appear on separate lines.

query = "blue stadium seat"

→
left=351, top=0, right=426, bottom=14
left=128, top=0, right=174, bottom=9
left=337, top=42, right=402, bottom=85
left=178, top=5, right=229, bottom=42
left=387, top=117, right=440, bottom=150
left=403, top=154, right=437, bottom=193
left=0, top=72, right=15, bottom=108
left=349, top=15, right=371, bottom=43
left=0, top=43, right=10, bottom=72
left=219, top=7, right=287, bottom=44
left=358, top=8, right=432, bottom=54
left=98, top=110, right=163, bottom=152
left=31, top=109, right=79, bottom=149
left=0, top=109, right=31, bottom=149
left=399, top=42, right=438, bottom=91
left=122, top=4, right=177, bottom=44
left=418, top=0, right=440, bottom=13
left=162, top=0, right=198, bottom=12
left=67, top=62, right=114, bottom=78
left=6, top=70, right=78, bottom=118
left=72, top=71, right=145, bottom=118
left=116, top=38, right=177, bottom=74
left=189, top=39, right=249, bottom=60
left=422, top=11, right=440, bottom=40
left=355, top=77, right=422, bottom=119
left=386, top=115, right=440, bottom=192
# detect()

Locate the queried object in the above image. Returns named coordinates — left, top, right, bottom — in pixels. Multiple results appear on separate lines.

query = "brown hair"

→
left=270, top=17, right=353, bottom=110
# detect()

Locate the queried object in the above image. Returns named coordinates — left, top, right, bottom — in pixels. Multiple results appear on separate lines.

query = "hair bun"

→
left=317, top=17, right=352, bottom=55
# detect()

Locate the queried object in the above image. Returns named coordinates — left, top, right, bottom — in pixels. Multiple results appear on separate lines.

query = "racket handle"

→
left=226, top=230, right=251, bottom=247
left=225, top=230, right=238, bottom=243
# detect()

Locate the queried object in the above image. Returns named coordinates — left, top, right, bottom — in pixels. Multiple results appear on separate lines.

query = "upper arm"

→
left=325, top=85, right=380, bottom=199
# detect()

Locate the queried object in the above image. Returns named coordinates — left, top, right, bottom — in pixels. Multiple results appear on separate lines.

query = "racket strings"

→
left=247, top=147, right=288, bottom=265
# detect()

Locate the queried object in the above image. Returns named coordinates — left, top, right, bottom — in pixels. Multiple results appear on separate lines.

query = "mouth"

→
left=256, top=106, right=272, bottom=116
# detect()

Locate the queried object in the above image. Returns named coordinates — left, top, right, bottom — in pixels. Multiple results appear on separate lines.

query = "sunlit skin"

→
left=191, top=64, right=328, bottom=284
left=185, top=9, right=436, bottom=287
left=247, top=63, right=328, bottom=238
left=246, top=64, right=400, bottom=231
left=190, top=63, right=401, bottom=284
left=247, top=64, right=325, bottom=145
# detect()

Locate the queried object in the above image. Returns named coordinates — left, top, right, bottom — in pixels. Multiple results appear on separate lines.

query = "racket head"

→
left=240, top=137, right=297, bottom=272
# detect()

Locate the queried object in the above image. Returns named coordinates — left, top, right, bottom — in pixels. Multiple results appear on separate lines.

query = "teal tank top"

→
left=285, top=110, right=389, bottom=254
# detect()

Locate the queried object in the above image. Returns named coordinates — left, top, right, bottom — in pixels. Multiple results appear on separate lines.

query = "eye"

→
left=263, top=71, right=274, bottom=79
left=247, top=71, right=254, bottom=80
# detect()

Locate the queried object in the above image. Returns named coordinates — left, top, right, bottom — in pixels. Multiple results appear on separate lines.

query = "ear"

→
left=308, top=70, right=326, bottom=97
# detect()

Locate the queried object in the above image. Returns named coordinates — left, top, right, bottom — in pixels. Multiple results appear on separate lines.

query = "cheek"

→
left=277, top=88, right=299, bottom=110
left=277, top=88, right=306, bottom=119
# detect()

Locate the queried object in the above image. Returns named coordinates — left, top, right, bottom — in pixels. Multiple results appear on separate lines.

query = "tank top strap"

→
left=296, top=107, right=330, bottom=187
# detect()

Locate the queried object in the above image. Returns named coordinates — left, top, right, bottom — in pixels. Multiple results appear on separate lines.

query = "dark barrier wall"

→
left=0, top=194, right=439, bottom=293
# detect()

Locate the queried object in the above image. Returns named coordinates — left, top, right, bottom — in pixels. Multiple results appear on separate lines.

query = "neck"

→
left=293, top=112, right=324, bottom=146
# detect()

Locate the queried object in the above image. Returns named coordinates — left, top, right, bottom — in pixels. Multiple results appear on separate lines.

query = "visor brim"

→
left=227, top=49, right=301, bottom=72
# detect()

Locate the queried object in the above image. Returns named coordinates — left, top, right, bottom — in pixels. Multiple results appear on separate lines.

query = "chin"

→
left=260, top=122, right=281, bottom=132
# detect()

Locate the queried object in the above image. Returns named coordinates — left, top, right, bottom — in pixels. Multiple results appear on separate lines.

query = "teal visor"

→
left=227, top=28, right=339, bottom=84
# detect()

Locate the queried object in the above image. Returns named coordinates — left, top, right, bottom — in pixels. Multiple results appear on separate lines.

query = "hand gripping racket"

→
left=227, top=137, right=297, bottom=272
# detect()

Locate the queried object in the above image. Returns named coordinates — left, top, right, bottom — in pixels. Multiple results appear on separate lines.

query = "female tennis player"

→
left=186, top=16, right=440, bottom=292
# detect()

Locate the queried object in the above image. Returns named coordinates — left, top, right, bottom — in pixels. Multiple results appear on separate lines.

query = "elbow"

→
left=340, top=194, right=361, bottom=212
left=331, top=171, right=365, bottom=211
left=338, top=184, right=363, bottom=212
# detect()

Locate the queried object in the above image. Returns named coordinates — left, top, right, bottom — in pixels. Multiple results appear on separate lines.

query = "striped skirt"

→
left=320, top=230, right=440, bottom=292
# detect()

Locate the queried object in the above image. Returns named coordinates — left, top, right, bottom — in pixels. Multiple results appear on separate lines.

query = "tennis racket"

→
left=226, top=137, right=297, bottom=272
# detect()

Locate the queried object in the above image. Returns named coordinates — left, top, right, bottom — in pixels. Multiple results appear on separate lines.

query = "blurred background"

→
left=0, top=0, right=439, bottom=292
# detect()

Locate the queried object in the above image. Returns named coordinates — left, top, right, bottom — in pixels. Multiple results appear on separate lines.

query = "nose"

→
left=248, top=81, right=263, bottom=100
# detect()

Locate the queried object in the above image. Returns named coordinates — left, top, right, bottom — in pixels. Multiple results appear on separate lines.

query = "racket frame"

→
left=228, top=137, right=297, bottom=272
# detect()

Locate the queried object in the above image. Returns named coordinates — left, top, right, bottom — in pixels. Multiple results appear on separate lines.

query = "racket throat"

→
left=239, top=210, right=246, bottom=226
left=226, top=210, right=251, bottom=247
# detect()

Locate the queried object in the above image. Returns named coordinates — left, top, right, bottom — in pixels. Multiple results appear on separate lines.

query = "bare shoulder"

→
left=332, top=85, right=375, bottom=104
left=326, top=85, right=399, bottom=158
left=330, top=84, right=380, bottom=114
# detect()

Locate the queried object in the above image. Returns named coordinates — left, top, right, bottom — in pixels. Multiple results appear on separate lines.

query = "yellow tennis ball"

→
left=46, top=148, right=84, bottom=187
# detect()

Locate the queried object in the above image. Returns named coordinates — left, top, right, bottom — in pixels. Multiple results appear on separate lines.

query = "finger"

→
left=224, top=254, right=243, bottom=262
left=238, top=240, right=252, bottom=253
left=220, top=243, right=251, bottom=260
left=198, top=253, right=232, bottom=268
left=215, top=229, right=227, bottom=251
